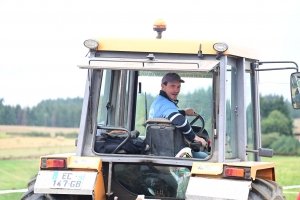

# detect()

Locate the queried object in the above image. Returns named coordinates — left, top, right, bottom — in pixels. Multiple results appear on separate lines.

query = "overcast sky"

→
left=0, top=0, right=300, bottom=107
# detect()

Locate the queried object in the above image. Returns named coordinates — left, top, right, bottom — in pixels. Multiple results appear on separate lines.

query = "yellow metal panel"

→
left=94, top=38, right=260, bottom=60
left=191, top=161, right=276, bottom=181
left=94, top=164, right=106, bottom=200
left=226, top=161, right=276, bottom=181
left=68, top=156, right=102, bottom=171
left=191, top=162, right=223, bottom=175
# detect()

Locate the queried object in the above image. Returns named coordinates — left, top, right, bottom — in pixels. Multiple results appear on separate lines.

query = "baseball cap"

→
left=161, top=73, right=185, bottom=84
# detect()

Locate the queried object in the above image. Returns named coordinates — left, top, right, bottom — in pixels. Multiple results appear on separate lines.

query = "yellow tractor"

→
left=21, top=20, right=299, bottom=200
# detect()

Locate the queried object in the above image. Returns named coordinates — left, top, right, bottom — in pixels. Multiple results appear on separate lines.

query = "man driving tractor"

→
left=148, top=72, right=208, bottom=159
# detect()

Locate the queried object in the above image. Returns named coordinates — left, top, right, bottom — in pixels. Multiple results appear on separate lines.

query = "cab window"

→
left=135, top=71, right=213, bottom=137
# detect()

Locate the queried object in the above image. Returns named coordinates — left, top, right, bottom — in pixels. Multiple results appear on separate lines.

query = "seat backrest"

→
left=144, top=118, right=187, bottom=157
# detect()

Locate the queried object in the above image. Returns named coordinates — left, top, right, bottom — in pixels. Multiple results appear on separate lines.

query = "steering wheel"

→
left=189, top=114, right=205, bottom=135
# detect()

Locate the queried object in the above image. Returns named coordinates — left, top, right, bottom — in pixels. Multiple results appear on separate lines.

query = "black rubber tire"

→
left=248, top=178, right=285, bottom=200
left=20, top=175, right=75, bottom=200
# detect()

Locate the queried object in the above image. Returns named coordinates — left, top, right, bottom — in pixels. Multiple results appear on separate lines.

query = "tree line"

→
left=0, top=98, right=82, bottom=127
left=0, top=95, right=299, bottom=129
left=259, top=94, right=300, bottom=156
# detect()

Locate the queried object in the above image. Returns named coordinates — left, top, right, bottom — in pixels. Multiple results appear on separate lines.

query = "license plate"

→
left=50, top=171, right=85, bottom=189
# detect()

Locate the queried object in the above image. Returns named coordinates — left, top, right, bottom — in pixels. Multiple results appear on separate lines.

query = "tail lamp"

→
left=41, top=158, right=67, bottom=169
left=223, top=166, right=251, bottom=179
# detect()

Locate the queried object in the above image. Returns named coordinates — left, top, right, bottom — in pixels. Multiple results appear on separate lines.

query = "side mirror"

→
left=290, top=72, right=300, bottom=109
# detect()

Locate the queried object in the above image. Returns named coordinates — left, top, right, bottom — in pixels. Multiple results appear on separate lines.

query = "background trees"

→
left=260, top=94, right=294, bottom=136
left=0, top=98, right=82, bottom=127
left=259, top=94, right=300, bottom=156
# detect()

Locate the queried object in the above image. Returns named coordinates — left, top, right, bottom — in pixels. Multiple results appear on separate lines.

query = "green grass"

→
left=0, top=133, right=10, bottom=138
left=0, top=159, right=40, bottom=200
left=0, top=159, right=40, bottom=189
left=0, top=193, right=22, bottom=200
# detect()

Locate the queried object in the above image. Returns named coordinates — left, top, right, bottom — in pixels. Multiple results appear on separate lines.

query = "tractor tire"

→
left=248, top=178, right=285, bottom=200
left=21, top=175, right=73, bottom=200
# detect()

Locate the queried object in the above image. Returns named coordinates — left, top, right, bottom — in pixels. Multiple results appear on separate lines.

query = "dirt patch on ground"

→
left=0, top=137, right=75, bottom=149
left=0, top=125, right=78, bottom=137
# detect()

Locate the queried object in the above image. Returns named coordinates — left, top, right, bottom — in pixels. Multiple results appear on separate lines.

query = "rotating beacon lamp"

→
left=153, top=19, right=166, bottom=39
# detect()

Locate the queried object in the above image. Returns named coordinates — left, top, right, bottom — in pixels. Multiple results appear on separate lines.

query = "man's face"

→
left=161, top=81, right=181, bottom=101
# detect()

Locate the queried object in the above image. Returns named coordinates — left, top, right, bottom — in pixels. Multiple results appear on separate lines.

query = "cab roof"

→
left=94, top=38, right=260, bottom=60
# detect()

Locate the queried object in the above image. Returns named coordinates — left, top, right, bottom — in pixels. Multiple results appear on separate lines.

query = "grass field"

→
left=0, top=159, right=40, bottom=200
left=0, top=157, right=299, bottom=200
left=0, top=146, right=76, bottom=159
left=0, top=125, right=78, bottom=159
left=0, top=125, right=79, bottom=137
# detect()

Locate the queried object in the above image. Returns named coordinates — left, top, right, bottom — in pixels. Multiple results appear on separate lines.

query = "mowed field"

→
left=0, top=125, right=79, bottom=137
left=0, top=125, right=78, bottom=159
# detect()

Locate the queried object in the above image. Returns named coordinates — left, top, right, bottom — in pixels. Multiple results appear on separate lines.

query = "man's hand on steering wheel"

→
left=194, top=135, right=207, bottom=147
left=184, top=108, right=198, bottom=116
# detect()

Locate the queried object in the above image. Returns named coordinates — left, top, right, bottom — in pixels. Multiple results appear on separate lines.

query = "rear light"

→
left=41, top=158, right=67, bottom=169
left=223, top=166, right=251, bottom=179
left=225, top=167, right=244, bottom=177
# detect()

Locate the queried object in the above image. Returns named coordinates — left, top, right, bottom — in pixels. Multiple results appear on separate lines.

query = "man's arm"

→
left=168, top=112, right=207, bottom=146
left=168, top=112, right=195, bottom=142
left=178, top=110, right=186, bottom=116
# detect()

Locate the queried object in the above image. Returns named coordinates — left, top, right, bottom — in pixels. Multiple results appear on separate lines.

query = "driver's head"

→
left=161, top=73, right=185, bottom=101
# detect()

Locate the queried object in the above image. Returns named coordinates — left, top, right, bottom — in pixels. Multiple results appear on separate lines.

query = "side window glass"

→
left=97, top=70, right=112, bottom=126
left=135, top=71, right=213, bottom=137
left=135, top=74, right=161, bottom=136
left=177, top=75, right=213, bottom=136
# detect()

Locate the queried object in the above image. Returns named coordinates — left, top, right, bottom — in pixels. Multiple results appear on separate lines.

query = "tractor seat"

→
left=143, top=118, right=187, bottom=157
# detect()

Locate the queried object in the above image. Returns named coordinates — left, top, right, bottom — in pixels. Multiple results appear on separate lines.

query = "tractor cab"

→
left=85, top=63, right=215, bottom=158
left=76, top=35, right=277, bottom=163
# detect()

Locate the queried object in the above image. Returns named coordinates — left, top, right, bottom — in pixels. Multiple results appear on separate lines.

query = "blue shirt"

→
left=149, top=95, right=178, bottom=119
left=149, top=90, right=196, bottom=142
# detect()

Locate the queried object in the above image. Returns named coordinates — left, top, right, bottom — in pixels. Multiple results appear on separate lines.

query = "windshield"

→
left=135, top=71, right=213, bottom=137
left=94, top=69, right=213, bottom=160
